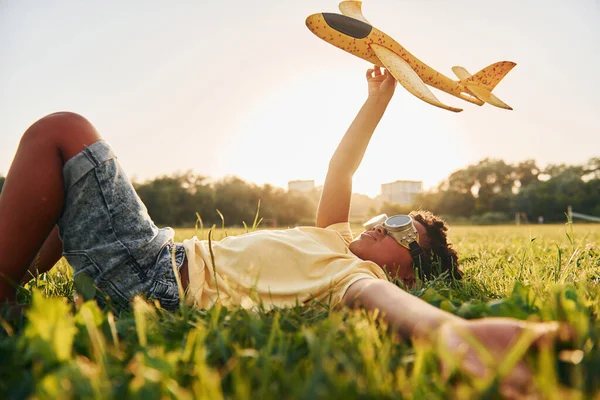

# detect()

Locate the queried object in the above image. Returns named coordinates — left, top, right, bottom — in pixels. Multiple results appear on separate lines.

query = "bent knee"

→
left=45, top=111, right=88, bottom=120
left=22, top=112, right=102, bottom=161
left=34, top=111, right=95, bottom=132
left=25, top=111, right=96, bottom=139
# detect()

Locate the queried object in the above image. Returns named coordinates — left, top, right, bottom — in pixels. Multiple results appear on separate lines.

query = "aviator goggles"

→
left=363, top=214, right=424, bottom=260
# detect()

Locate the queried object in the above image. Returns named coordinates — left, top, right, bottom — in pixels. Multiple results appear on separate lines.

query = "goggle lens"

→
left=385, top=215, right=411, bottom=229
left=362, top=214, right=419, bottom=250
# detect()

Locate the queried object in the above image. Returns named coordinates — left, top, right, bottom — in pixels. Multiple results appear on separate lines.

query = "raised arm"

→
left=315, top=66, right=396, bottom=228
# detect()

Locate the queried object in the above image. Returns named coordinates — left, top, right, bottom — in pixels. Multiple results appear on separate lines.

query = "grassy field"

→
left=1, top=223, right=599, bottom=399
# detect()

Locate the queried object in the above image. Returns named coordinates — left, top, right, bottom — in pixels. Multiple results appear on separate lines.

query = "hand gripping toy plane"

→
left=306, top=1, right=516, bottom=112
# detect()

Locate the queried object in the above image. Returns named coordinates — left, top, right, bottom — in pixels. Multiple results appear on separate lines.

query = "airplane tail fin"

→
left=452, top=61, right=516, bottom=110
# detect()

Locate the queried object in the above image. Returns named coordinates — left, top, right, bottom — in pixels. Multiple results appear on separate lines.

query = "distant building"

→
left=381, top=180, right=423, bottom=205
left=288, top=180, right=315, bottom=193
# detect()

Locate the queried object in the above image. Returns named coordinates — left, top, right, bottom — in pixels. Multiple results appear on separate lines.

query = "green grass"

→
left=1, top=223, right=599, bottom=399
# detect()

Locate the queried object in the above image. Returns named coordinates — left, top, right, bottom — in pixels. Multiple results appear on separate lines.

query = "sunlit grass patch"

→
left=1, top=223, right=599, bottom=398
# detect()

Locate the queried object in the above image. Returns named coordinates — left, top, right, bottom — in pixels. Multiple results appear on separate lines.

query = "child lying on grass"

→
left=0, top=66, right=573, bottom=394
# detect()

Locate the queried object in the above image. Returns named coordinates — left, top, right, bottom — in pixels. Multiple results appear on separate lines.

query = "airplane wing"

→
left=338, top=1, right=370, bottom=24
left=370, top=44, right=463, bottom=112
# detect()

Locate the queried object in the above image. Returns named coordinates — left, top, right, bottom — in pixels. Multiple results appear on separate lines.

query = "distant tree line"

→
left=413, top=157, right=600, bottom=224
left=132, top=172, right=319, bottom=227
left=0, top=157, right=598, bottom=226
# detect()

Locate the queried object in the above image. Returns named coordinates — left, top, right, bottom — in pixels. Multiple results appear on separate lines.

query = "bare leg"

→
left=0, top=112, right=102, bottom=302
left=21, top=225, right=64, bottom=284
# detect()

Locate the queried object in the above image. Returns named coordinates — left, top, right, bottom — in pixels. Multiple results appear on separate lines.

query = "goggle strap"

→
left=409, top=241, right=424, bottom=262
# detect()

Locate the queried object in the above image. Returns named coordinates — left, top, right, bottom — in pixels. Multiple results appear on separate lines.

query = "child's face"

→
left=349, top=220, right=428, bottom=286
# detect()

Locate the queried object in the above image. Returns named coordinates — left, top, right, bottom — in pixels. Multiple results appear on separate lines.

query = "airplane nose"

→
left=305, top=13, right=320, bottom=28
left=322, top=12, right=372, bottom=39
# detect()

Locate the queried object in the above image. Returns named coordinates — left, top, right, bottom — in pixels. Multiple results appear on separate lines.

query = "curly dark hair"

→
left=409, top=210, right=462, bottom=281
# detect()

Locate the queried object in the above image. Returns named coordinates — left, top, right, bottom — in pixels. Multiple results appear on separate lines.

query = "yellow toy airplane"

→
left=306, top=1, right=516, bottom=112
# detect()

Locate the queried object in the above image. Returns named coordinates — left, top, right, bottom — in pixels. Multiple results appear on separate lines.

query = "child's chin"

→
left=348, top=241, right=364, bottom=258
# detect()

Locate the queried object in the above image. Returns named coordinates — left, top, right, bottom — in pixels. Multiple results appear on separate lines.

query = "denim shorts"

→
left=57, top=140, right=185, bottom=311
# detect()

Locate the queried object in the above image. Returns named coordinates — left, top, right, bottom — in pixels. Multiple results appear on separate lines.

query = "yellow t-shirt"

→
left=182, top=222, right=387, bottom=310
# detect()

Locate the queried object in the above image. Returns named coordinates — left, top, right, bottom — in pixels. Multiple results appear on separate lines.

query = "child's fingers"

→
left=366, top=68, right=374, bottom=80
left=373, top=65, right=382, bottom=76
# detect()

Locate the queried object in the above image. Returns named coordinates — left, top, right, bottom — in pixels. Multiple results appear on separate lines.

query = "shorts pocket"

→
left=66, top=253, right=100, bottom=302
left=148, top=279, right=180, bottom=311
left=65, top=251, right=130, bottom=309
left=98, top=280, right=134, bottom=310
left=64, top=252, right=101, bottom=278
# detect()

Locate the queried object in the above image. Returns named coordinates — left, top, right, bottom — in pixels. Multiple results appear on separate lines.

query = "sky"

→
left=1, top=0, right=599, bottom=198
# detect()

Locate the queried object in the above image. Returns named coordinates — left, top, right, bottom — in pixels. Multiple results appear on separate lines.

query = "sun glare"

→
left=226, top=67, right=366, bottom=190
left=222, top=65, right=468, bottom=198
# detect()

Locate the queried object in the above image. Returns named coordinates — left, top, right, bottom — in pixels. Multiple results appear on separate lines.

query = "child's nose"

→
left=374, top=225, right=386, bottom=235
